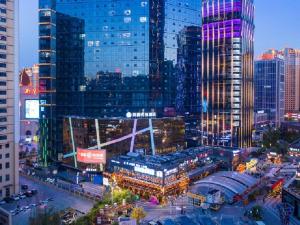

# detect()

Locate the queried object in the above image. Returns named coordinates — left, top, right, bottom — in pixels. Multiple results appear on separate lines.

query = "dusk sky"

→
left=19, top=0, right=300, bottom=69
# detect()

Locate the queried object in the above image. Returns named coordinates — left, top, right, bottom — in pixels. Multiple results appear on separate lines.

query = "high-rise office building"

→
left=0, top=0, right=19, bottom=198
left=254, top=50, right=285, bottom=127
left=201, top=0, right=254, bottom=148
left=39, top=0, right=202, bottom=163
left=282, top=48, right=300, bottom=113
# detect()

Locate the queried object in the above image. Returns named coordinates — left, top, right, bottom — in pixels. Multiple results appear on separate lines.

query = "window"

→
left=5, top=174, right=9, bottom=181
left=0, top=117, right=6, bottom=122
left=0, top=72, right=6, bottom=77
left=0, top=99, right=6, bottom=104
left=0, top=108, right=6, bottom=113
left=0, top=8, right=6, bottom=14
left=0, top=81, right=6, bottom=86
left=5, top=143, right=8, bottom=148
left=5, top=153, right=8, bottom=158
left=0, top=163, right=2, bottom=169
left=139, top=17, right=147, bottom=23
left=5, top=162, right=8, bottom=168
left=0, top=135, right=6, bottom=140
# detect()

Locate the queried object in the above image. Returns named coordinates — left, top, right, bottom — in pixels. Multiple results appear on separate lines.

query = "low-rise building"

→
left=282, top=172, right=300, bottom=220
left=108, top=146, right=244, bottom=202
left=288, top=139, right=300, bottom=157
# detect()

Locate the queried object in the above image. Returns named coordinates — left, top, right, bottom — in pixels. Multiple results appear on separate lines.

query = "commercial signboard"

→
left=25, top=99, right=39, bottom=119
left=77, top=148, right=106, bottom=164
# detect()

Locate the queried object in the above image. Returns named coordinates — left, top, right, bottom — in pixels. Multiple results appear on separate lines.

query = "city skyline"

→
left=1, top=0, right=300, bottom=224
left=20, top=0, right=300, bottom=69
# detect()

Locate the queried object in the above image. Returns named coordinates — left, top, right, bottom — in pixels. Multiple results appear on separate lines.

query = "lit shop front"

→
left=109, top=155, right=189, bottom=202
left=288, top=140, right=300, bottom=157
left=108, top=147, right=225, bottom=202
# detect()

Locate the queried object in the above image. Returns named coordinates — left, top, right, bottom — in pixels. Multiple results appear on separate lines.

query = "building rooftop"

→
left=190, top=171, right=258, bottom=201
left=284, top=175, right=300, bottom=200
left=290, top=138, right=300, bottom=149
left=110, top=146, right=239, bottom=172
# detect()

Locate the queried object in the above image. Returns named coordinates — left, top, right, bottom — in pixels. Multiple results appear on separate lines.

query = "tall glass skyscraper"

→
left=201, top=0, right=254, bottom=148
left=39, top=0, right=202, bottom=163
left=254, top=50, right=285, bottom=127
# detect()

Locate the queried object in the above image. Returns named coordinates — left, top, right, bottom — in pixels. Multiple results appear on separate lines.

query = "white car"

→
left=12, top=196, right=20, bottom=201
left=19, top=195, right=26, bottom=199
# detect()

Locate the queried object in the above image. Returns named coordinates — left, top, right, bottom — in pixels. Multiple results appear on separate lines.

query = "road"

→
left=2, top=175, right=94, bottom=225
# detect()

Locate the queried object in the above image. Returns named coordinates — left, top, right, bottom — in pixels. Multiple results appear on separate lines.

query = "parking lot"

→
left=1, top=175, right=94, bottom=225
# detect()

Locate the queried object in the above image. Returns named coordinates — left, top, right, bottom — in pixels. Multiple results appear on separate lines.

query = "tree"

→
left=131, top=207, right=146, bottom=224
left=249, top=205, right=263, bottom=221
left=262, top=127, right=281, bottom=149
left=29, top=207, right=61, bottom=225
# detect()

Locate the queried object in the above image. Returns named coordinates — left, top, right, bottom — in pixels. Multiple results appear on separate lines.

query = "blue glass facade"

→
left=39, top=0, right=202, bottom=162
left=254, top=52, right=285, bottom=126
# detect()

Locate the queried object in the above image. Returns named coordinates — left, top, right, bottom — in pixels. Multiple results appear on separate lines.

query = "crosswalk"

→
left=263, top=198, right=300, bottom=225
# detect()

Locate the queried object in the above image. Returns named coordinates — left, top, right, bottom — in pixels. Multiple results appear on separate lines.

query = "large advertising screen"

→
left=77, top=148, right=106, bottom=164
left=25, top=100, right=39, bottom=119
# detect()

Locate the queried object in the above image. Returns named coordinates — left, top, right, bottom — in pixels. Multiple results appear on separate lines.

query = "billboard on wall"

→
left=77, top=148, right=106, bottom=164
left=25, top=100, right=40, bottom=119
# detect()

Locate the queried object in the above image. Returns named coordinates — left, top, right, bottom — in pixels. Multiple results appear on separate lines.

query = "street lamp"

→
left=109, top=180, right=117, bottom=205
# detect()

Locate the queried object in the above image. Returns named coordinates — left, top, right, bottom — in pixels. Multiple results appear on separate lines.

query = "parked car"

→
left=21, top=184, right=28, bottom=190
left=31, top=189, right=38, bottom=195
left=19, top=194, right=26, bottom=199
left=12, top=195, right=20, bottom=201
left=25, top=191, right=33, bottom=197
left=3, top=197, right=14, bottom=203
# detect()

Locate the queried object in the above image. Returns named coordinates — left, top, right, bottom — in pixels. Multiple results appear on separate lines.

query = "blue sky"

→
left=19, top=0, right=300, bottom=69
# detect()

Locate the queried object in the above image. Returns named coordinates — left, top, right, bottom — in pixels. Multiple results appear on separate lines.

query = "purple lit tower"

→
left=201, top=0, right=254, bottom=148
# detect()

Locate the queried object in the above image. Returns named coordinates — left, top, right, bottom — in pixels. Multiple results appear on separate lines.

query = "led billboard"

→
left=77, top=148, right=106, bottom=164
left=25, top=100, right=39, bottom=119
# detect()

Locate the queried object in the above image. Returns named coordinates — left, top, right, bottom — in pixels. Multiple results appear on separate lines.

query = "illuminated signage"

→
left=25, top=100, right=39, bottom=119
left=246, top=159, right=258, bottom=170
left=134, top=165, right=155, bottom=176
left=24, top=88, right=38, bottom=95
left=77, top=148, right=106, bottom=164
left=126, top=111, right=156, bottom=118
left=165, top=168, right=178, bottom=176
left=289, top=147, right=300, bottom=152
